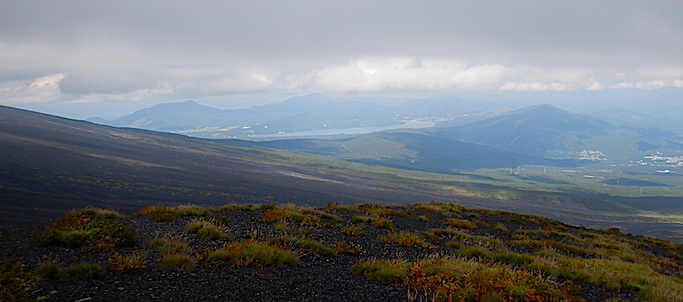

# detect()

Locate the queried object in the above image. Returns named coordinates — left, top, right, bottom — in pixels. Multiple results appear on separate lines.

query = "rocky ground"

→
left=1, top=206, right=648, bottom=302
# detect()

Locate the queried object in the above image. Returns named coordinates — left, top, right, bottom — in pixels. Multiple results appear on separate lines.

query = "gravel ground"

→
left=1, top=208, right=644, bottom=302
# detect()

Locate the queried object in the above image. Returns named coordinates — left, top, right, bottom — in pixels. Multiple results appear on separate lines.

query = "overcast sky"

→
left=1, top=1, right=682, bottom=118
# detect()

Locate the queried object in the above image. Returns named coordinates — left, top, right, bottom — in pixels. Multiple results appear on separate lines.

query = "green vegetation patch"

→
left=161, top=254, right=195, bottom=271
left=32, top=210, right=138, bottom=252
left=412, top=201, right=466, bottom=215
left=439, top=218, right=476, bottom=229
left=207, top=240, right=299, bottom=267
left=187, top=218, right=230, bottom=240
left=404, top=257, right=576, bottom=302
left=324, top=203, right=362, bottom=212
left=268, top=236, right=336, bottom=256
left=0, top=260, right=40, bottom=302
left=351, top=259, right=409, bottom=282
left=79, top=207, right=124, bottom=219
left=134, top=204, right=213, bottom=222
left=334, top=241, right=366, bottom=256
left=220, top=204, right=260, bottom=211
left=377, top=232, right=437, bottom=249
left=342, top=224, right=365, bottom=236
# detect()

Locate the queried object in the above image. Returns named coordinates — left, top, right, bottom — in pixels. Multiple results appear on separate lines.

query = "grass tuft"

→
left=352, top=259, right=409, bottom=282
left=268, top=236, right=336, bottom=256
left=208, top=240, right=299, bottom=267
left=160, top=254, right=195, bottom=271
left=187, top=218, right=230, bottom=240
left=32, top=210, right=138, bottom=252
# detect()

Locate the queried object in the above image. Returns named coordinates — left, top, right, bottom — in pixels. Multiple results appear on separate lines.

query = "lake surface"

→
left=253, top=121, right=435, bottom=138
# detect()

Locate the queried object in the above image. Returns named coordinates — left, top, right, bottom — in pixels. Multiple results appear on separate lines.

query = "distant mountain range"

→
left=593, top=105, right=683, bottom=135
left=87, top=94, right=501, bottom=138
left=428, top=104, right=683, bottom=161
left=230, top=104, right=683, bottom=172
left=86, top=95, right=683, bottom=168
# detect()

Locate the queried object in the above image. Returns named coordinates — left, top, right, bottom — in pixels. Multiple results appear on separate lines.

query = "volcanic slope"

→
left=0, top=106, right=457, bottom=226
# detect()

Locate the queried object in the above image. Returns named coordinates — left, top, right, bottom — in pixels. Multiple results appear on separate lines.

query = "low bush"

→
left=324, top=203, right=361, bottom=212
left=79, top=207, right=124, bottom=219
left=412, top=201, right=465, bottom=214
left=108, top=253, right=145, bottom=272
left=160, top=240, right=189, bottom=256
left=494, top=223, right=510, bottom=233
left=0, top=260, right=40, bottom=302
left=209, top=240, right=299, bottom=267
left=35, top=263, right=63, bottom=279
left=439, top=218, right=476, bottom=230
left=268, top=236, right=336, bottom=256
left=220, top=204, right=259, bottom=211
left=492, top=252, right=535, bottom=265
left=147, top=237, right=166, bottom=247
left=262, top=208, right=320, bottom=227
left=371, top=219, right=394, bottom=230
left=32, top=211, right=138, bottom=252
left=334, top=241, right=366, bottom=256
left=351, top=259, right=409, bottom=282
left=378, top=232, right=436, bottom=249
left=134, top=204, right=213, bottom=222
left=352, top=216, right=374, bottom=223
left=161, top=254, right=195, bottom=271
left=403, top=257, right=577, bottom=302
left=293, top=227, right=316, bottom=236
left=342, top=224, right=364, bottom=236
left=64, top=263, right=104, bottom=280
left=187, top=218, right=230, bottom=240
left=273, top=223, right=290, bottom=231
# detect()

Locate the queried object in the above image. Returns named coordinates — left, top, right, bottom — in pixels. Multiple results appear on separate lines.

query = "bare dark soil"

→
left=0, top=208, right=647, bottom=302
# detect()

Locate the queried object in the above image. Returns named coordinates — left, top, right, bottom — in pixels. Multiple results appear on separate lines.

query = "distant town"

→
left=643, top=152, right=683, bottom=166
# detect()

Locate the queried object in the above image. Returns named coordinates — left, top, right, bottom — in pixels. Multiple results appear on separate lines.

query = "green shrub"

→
left=32, top=211, right=138, bottom=252
left=351, top=259, right=408, bottom=282
left=0, top=260, right=40, bottom=302
left=378, top=232, right=437, bottom=249
left=207, top=249, right=232, bottom=261
left=273, top=223, right=290, bottom=231
left=439, top=218, right=476, bottom=229
left=371, top=219, right=393, bottom=230
left=187, top=219, right=230, bottom=240
left=342, top=224, right=365, bottom=236
left=147, top=237, right=166, bottom=247
left=492, top=252, right=534, bottom=264
left=494, top=223, right=510, bottom=233
left=64, top=263, right=104, bottom=280
left=268, top=236, right=336, bottom=256
left=352, top=216, right=374, bottom=223
left=79, top=207, right=124, bottom=219
left=412, top=201, right=465, bottom=214
left=108, top=253, right=145, bottom=272
left=161, top=254, right=195, bottom=271
left=334, top=241, right=366, bottom=256
left=455, top=246, right=493, bottom=259
left=34, top=263, right=63, bottom=279
left=220, top=204, right=259, bottom=211
left=216, top=241, right=299, bottom=266
left=160, top=240, right=189, bottom=256
left=418, top=215, right=429, bottom=222
left=325, top=203, right=361, bottom=212
left=293, top=227, right=316, bottom=236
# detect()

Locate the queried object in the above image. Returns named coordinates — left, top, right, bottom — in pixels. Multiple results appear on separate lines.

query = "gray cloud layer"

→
left=1, top=0, right=682, bottom=105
